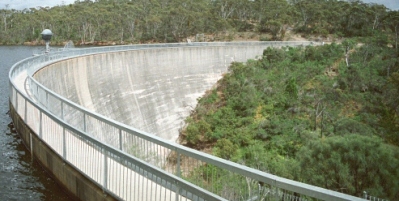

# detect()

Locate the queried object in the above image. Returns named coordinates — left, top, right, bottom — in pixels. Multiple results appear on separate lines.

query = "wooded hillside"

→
left=0, top=0, right=398, bottom=45
left=180, top=38, right=399, bottom=199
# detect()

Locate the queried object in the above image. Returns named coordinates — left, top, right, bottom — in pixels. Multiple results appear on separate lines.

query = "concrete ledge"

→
left=9, top=102, right=119, bottom=201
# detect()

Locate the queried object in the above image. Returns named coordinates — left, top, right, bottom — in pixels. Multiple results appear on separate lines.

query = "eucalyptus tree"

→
left=255, top=0, right=294, bottom=40
left=70, top=1, right=102, bottom=43
left=163, top=0, right=210, bottom=42
left=233, top=0, right=253, bottom=21
left=212, top=0, right=237, bottom=20
left=118, top=1, right=142, bottom=42
left=383, top=11, right=399, bottom=51
left=0, top=4, right=11, bottom=32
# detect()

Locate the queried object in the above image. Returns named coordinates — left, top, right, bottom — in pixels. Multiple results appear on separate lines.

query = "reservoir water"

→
left=0, top=46, right=70, bottom=200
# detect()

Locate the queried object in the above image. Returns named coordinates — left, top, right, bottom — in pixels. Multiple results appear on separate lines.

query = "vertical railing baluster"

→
left=176, top=152, right=182, bottom=200
left=46, top=91, right=48, bottom=109
left=175, top=179, right=180, bottom=201
left=39, top=111, right=42, bottom=139
left=30, top=132, right=33, bottom=160
left=63, top=127, right=66, bottom=159
left=176, top=152, right=181, bottom=177
left=83, top=113, right=86, bottom=132
left=24, top=98, right=27, bottom=122
left=9, top=81, right=12, bottom=105
left=103, top=149, right=108, bottom=191
left=36, top=79, right=39, bottom=100
left=15, top=91, right=18, bottom=113
left=119, top=129, right=122, bottom=151
left=141, top=167, right=144, bottom=201
left=61, top=101, right=64, bottom=120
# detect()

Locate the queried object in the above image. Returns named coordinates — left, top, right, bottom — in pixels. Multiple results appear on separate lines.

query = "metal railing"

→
left=363, top=192, right=389, bottom=201
left=10, top=42, right=365, bottom=201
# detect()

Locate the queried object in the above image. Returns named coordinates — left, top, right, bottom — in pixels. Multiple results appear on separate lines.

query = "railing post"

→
left=175, top=151, right=181, bottom=200
left=15, top=91, right=18, bottom=112
left=119, top=129, right=122, bottom=151
left=83, top=113, right=87, bottom=132
left=24, top=98, right=27, bottom=121
left=175, top=179, right=180, bottom=201
left=9, top=82, right=13, bottom=106
left=63, top=127, right=66, bottom=159
left=61, top=101, right=64, bottom=120
left=36, top=79, right=39, bottom=99
left=46, top=91, right=48, bottom=108
left=176, top=152, right=181, bottom=177
left=39, top=111, right=42, bottom=138
left=29, top=132, right=33, bottom=160
left=103, top=149, right=108, bottom=191
left=273, top=179, right=278, bottom=200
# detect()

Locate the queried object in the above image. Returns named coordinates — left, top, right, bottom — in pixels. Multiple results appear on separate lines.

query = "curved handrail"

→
left=10, top=42, right=365, bottom=201
left=9, top=43, right=236, bottom=201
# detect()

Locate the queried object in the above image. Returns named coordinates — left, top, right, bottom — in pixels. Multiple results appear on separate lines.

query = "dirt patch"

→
left=186, top=30, right=313, bottom=43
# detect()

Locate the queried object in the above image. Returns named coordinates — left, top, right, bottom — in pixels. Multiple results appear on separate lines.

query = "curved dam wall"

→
left=33, top=43, right=309, bottom=142
left=10, top=42, right=367, bottom=201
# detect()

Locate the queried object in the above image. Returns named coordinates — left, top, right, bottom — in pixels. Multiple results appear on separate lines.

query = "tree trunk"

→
left=2, top=4, right=9, bottom=32
left=3, top=17, right=6, bottom=32
left=395, top=25, right=398, bottom=51
left=129, top=21, right=135, bottom=41
left=345, top=47, right=350, bottom=67
left=120, top=27, right=123, bottom=44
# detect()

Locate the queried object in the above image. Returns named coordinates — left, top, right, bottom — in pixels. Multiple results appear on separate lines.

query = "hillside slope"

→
left=179, top=39, right=399, bottom=199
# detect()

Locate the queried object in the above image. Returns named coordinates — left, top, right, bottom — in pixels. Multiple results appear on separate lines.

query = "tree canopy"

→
left=0, top=0, right=398, bottom=45
left=180, top=37, right=399, bottom=199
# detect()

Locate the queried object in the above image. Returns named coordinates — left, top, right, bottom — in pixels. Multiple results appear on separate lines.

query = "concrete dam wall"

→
left=33, top=43, right=308, bottom=142
left=11, top=42, right=365, bottom=201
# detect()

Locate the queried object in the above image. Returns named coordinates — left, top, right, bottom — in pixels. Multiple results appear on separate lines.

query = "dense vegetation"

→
left=0, top=0, right=398, bottom=45
left=180, top=39, right=399, bottom=199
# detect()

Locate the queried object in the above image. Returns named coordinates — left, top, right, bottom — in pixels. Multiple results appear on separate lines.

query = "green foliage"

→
left=0, top=0, right=396, bottom=44
left=380, top=72, right=399, bottom=145
left=342, top=39, right=356, bottom=50
left=214, top=138, right=238, bottom=160
left=285, top=77, right=298, bottom=100
left=297, top=135, right=399, bottom=199
left=333, top=118, right=375, bottom=136
left=263, top=46, right=285, bottom=60
left=183, top=41, right=399, bottom=198
left=292, top=0, right=390, bottom=38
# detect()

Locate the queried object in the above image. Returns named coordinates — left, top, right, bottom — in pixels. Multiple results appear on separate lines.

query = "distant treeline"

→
left=0, top=0, right=398, bottom=45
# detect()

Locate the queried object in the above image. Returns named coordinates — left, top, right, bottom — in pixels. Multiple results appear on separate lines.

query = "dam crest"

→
left=9, top=42, right=364, bottom=201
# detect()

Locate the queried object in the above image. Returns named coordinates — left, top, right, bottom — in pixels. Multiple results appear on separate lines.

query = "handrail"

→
left=12, top=86, right=226, bottom=201
left=9, top=43, right=234, bottom=201
left=10, top=42, right=365, bottom=201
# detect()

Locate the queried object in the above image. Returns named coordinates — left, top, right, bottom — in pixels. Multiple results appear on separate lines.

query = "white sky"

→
left=0, top=0, right=76, bottom=10
left=0, top=0, right=398, bottom=10
left=362, top=0, right=399, bottom=10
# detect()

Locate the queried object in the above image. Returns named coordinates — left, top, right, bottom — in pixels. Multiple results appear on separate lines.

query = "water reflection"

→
left=1, top=46, right=71, bottom=201
left=1, top=122, right=71, bottom=201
